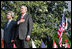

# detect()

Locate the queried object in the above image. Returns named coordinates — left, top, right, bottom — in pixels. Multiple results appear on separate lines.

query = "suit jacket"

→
left=3, top=20, right=16, bottom=43
left=16, top=13, right=33, bottom=40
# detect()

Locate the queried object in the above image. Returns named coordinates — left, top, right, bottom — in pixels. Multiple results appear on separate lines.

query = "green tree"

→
left=1, top=1, right=71, bottom=48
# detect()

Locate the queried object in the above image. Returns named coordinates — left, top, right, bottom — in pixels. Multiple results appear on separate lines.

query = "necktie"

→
left=7, top=20, right=10, bottom=27
left=21, top=16, right=24, bottom=19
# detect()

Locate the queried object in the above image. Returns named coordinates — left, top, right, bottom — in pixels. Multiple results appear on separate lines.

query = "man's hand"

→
left=18, top=19, right=25, bottom=24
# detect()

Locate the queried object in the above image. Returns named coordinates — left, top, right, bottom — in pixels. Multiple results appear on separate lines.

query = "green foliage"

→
left=1, top=1, right=71, bottom=48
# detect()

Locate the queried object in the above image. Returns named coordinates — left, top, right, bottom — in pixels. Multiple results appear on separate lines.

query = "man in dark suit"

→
left=3, top=11, right=16, bottom=48
left=15, top=5, right=33, bottom=48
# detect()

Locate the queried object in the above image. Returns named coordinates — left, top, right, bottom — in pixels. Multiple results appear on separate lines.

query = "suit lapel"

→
left=22, top=13, right=28, bottom=19
left=5, top=20, right=9, bottom=28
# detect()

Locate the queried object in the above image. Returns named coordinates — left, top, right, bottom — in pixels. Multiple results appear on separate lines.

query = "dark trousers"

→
left=15, top=36, right=29, bottom=48
left=4, top=41, right=13, bottom=48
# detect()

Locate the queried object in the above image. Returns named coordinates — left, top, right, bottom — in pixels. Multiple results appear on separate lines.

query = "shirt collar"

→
left=8, top=19, right=13, bottom=22
left=22, top=13, right=26, bottom=17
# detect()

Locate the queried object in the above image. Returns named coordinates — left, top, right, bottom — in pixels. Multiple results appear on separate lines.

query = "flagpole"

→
left=62, top=13, right=65, bottom=48
left=62, top=8, right=67, bottom=48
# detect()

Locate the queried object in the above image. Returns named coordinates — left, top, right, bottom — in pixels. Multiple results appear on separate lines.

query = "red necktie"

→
left=21, top=16, right=24, bottom=19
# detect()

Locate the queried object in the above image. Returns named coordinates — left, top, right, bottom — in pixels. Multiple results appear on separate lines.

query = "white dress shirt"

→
left=21, top=13, right=26, bottom=18
left=7, top=19, right=13, bottom=27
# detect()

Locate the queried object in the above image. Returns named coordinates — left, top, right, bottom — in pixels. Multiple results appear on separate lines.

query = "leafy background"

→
left=1, top=1, right=71, bottom=48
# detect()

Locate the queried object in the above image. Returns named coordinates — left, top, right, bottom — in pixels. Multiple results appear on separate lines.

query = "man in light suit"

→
left=15, top=5, right=33, bottom=48
left=3, top=11, right=16, bottom=48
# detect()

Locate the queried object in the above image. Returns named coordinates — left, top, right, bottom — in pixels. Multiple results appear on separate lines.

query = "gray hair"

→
left=20, top=5, right=27, bottom=12
left=7, top=11, right=14, bottom=18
